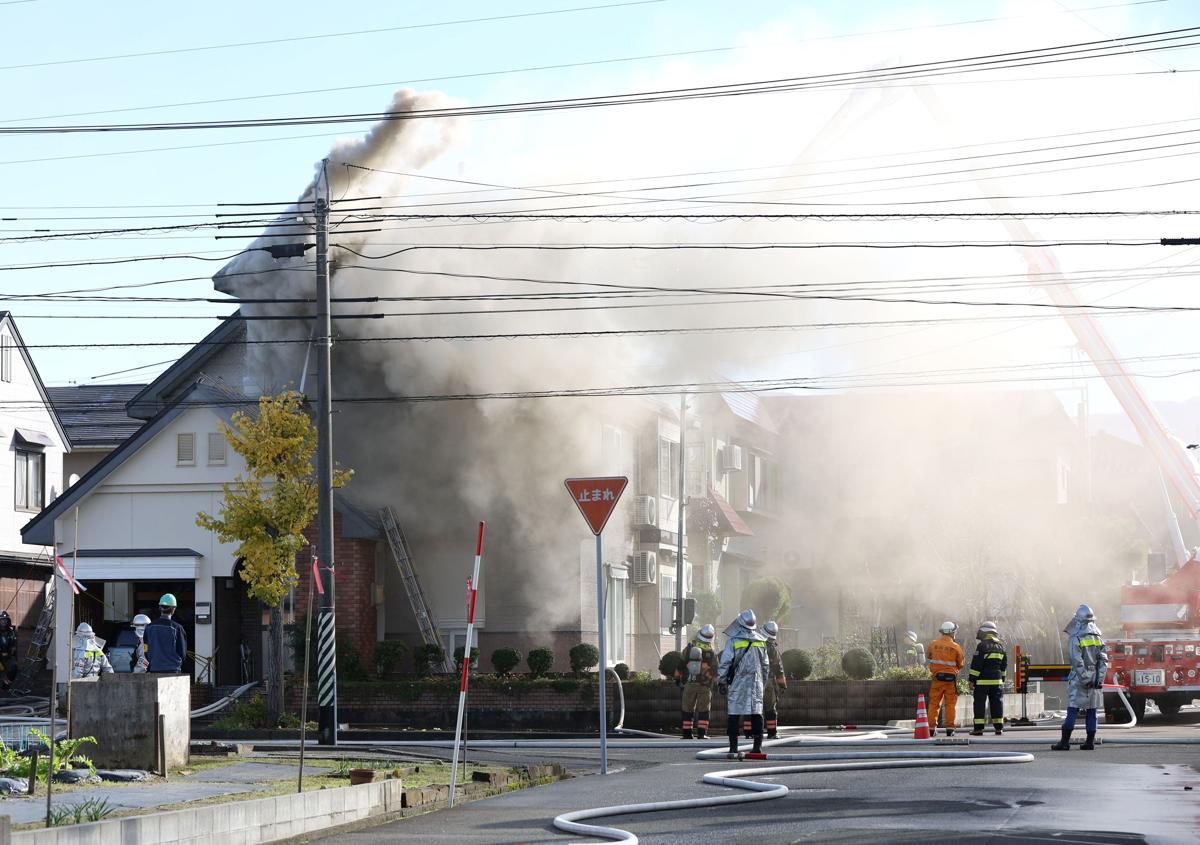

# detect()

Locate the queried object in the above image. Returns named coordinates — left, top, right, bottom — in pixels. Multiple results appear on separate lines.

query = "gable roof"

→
left=125, top=313, right=245, bottom=420
left=0, top=312, right=71, bottom=449
left=23, top=381, right=381, bottom=546
left=46, top=384, right=147, bottom=449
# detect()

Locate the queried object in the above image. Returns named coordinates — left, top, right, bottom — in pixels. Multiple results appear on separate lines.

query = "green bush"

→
left=781, top=648, right=814, bottom=680
left=658, top=650, right=684, bottom=679
left=413, top=643, right=446, bottom=677
left=876, top=665, right=929, bottom=681
left=527, top=646, right=554, bottom=677
left=569, top=643, right=600, bottom=675
left=613, top=662, right=630, bottom=680
left=373, top=641, right=408, bottom=679
left=454, top=646, right=480, bottom=674
left=813, top=640, right=846, bottom=679
left=491, top=647, right=522, bottom=675
left=740, top=576, right=792, bottom=623
left=841, top=647, right=876, bottom=680
left=339, top=641, right=370, bottom=682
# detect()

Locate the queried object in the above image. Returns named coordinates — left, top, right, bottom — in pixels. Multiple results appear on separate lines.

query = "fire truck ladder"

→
left=379, top=506, right=455, bottom=673
left=11, top=580, right=54, bottom=697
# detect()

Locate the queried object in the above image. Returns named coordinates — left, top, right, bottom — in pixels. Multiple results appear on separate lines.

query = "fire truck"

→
left=1104, top=558, right=1200, bottom=721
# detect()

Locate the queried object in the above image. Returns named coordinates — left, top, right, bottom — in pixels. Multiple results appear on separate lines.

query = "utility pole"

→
left=314, top=162, right=338, bottom=746
left=674, top=392, right=687, bottom=653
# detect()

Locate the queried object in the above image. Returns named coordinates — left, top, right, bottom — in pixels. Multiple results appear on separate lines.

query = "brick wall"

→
left=289, top=678, right=945, bottom=731
left=295, top=514, right=378, bottom=664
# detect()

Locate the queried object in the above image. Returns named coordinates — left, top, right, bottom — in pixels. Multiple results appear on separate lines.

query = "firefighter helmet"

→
left=737, top=609, right=757, bottom=630
left=939, top=620, right=958, bottom=635
left=977, top=621, right=999, bottom=639
left=763, top=621, right=779, bottom=640
left=697, top=624, right=715, bottom=643
left=74, top=622, right=93, bottom=638
left=904, top=630, right=918, bottom=643
left=0, top=611, right=11, bottom=629
left=158, top=593, right=178, bottom=609
left=132, top=613, right=151, bottom=635
left=1074, top=604, right=1095, bottom=622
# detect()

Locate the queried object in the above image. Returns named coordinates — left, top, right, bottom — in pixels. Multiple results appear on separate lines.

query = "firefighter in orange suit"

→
left=926, top=620, right=965, bottom=737
left=674, top=624, right=718, bottom=738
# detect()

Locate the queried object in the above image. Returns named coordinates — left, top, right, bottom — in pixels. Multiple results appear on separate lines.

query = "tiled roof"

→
left=46, top=384, right=148, bottom=448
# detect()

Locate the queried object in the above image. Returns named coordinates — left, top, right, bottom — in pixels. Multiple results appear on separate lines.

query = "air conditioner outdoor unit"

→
left=721, top=444, right=744, bottom=473
left=632, top=495, right=657, bottom=527
left=632, top=551, right=658, bottom=585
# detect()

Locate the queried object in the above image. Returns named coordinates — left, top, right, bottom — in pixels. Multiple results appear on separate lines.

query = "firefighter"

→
left=762, top=620, right=787, bottom=739
left=926, top=621, right=964, bottom=736
left=131, top=613, right=151, bottom=673
left=1051, top=604, right=1109, bottom=752
left=903, top=630, right=926, bottom=668
left=968, top=621, right=1007, bottom=735
left=71, top=623, right=113, bottom=679
left=0, top=611, right=18, bottom=690
left=673, top=623, right=718, bottom=739
left=717, top=609, right=770, bottom=759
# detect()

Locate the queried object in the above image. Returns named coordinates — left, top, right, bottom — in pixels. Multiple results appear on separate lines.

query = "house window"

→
left=747, top=452, right=777, bottom=512
left=14, top=449, right=43, bottom=512
left=208, top=432, right=227, bottom=466
left=658, top=437, right=680, bottom=498
left=606, top=570, right=628, bottom=664
left=660, top=571, right=676, bottom=634
left=0, top=335, right=10, bottom=383
left=176, top=433, right=195, bottom=466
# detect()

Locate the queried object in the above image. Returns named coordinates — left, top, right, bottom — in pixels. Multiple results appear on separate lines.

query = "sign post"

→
left=564, top=476, right=628, bottom=776
left=449, top=522, right=485, bottom=808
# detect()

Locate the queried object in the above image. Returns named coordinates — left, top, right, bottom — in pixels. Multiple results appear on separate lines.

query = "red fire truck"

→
left=1104, top=559, right=1200, bottom=721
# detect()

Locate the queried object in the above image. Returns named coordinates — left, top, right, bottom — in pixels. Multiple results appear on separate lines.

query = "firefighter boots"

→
left=969, top=729, right=984, bottom=737
left=945, top=729, right=955, bottom=737
left=1050, top=728, right=1072, bottom=751
left=1080, top=732, right=1096, bottom=750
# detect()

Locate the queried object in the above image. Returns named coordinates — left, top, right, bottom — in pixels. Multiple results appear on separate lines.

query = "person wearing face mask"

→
left=71, top=623, right=113, bottom=679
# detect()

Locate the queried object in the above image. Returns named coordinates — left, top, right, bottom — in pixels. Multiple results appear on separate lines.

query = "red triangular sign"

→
left=565, top=476, right=629, bottom=535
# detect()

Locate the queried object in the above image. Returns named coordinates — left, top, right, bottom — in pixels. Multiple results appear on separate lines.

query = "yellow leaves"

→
left=194, top=391, right=352, bottom=608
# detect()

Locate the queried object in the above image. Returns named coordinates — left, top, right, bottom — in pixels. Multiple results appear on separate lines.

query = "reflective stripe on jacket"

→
left=969, top=635, right=1007, bottom=685
left=926, top=635, right=964, bottom=679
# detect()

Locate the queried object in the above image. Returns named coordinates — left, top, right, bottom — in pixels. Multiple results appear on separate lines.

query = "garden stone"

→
left=97, top=769, right=149, bottom=782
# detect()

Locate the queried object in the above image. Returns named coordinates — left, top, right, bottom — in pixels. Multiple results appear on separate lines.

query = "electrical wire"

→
left=3, top=28, right=1198, bottom=134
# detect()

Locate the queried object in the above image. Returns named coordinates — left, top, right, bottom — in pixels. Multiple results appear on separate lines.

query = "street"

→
left=311, top=723, right=1200, bottom=844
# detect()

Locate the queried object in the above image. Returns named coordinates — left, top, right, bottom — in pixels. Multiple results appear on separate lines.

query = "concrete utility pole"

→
left=314, top=162, right=339, bottom=746
left=674, top=393, right=686, bottom=653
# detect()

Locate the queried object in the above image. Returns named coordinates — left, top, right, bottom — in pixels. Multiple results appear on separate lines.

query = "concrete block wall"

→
left=70, top=674, right=190, bottom=770
left=11, top=778, right=405, bottom=845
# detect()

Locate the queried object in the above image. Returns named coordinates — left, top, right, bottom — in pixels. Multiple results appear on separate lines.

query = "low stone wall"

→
left=284, top=678, right=1035, bottom=731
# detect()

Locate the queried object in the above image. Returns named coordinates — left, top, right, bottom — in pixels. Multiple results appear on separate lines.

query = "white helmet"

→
left=763, top=621, right=779, bottom=640
left=737, top=609, right=757, bottom=630
left=904, top=630, right=918, bottom=643
left=697, top=624, right=715, bottom=643
left=132, top=614, right=151, bottom=634
left=977, top=621, right=998, bottom=639
left=74, top=622, right=93, bottom=638
left=939, top=621, right=958, bottom=635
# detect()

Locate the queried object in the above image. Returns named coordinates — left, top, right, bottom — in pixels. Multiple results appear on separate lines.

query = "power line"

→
left=4, top=28, right=1197, bottom=134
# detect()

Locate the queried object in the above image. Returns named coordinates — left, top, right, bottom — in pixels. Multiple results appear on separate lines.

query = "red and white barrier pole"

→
left=449, top=522, right=485, bottom=808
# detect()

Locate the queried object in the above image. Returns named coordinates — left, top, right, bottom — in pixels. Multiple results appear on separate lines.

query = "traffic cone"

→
left=913, top=694, right=932, bottom=739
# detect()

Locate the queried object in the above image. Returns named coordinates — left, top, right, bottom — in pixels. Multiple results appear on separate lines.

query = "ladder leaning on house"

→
left=11, top=581, right=55, bottom=696
left=379, top=506, right=456, bottom=673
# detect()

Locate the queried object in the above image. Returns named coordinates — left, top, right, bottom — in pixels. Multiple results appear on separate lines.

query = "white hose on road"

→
left=553, top=746, right=1035, bottom=844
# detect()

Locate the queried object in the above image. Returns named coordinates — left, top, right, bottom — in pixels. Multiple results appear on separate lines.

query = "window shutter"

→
left=207, top=432, right=227, bottom=465
left=0, top=335, right=11, bottom=383
left=176, top=433, right=195, bottom=466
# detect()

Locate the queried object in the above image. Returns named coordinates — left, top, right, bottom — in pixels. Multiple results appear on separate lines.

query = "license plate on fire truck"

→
left=1134, top=669, right=1165, bottom=687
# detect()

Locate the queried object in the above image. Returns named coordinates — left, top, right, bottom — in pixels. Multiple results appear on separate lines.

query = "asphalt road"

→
left=311, top=723, right=1200, bottom=845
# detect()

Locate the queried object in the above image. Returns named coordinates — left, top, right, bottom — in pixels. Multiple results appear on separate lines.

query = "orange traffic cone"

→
left=913, top=693, right=931, bottom=739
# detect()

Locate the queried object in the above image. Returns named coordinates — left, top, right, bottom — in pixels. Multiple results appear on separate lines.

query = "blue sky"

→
left=3, top=0, right=1200, bottom=420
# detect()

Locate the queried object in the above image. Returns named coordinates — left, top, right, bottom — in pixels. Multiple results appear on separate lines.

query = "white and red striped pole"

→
left=449, top=521, right=485, bottom=808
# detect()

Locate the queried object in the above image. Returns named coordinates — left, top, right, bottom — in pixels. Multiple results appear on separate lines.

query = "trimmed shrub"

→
left=841, top=647, right=876, bottom=680
left=338, top=642, right=370, bottom=682
left=453, top=646, right=480, bottom=674
left=569, top=643, right=600, bottom=675
left=413, top=643, right=445, bottom=677
left=373, top=641, right=408, bottom=679
left=613, top=662, right=630, bottom=680
left=877, top=665, right=929, bottom=681
left=658, top=650, right=684, bottom=679
left=739, top=576, right=792, bottom=623
left=781, top=648, right=814, bottom=680
left=491, top=647, right=522, bottom=675
left=527, top=647, right=554, bottom=677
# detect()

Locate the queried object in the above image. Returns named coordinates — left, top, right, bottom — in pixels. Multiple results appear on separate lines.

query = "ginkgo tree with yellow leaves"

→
left=196, top=391, right=352, bottom=724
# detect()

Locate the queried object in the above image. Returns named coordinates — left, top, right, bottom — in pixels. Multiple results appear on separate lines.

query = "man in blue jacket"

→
left=144, top=593, right=188, bottom=674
